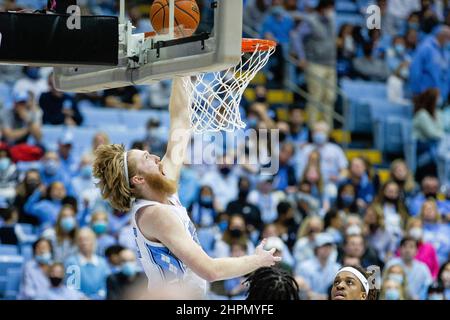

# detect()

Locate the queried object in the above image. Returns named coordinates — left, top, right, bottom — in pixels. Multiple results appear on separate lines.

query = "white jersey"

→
left=130, top=194, right=207, bottom=296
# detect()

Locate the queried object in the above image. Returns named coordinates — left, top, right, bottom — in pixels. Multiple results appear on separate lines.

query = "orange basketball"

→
left=150, top=0, right=200, bottom=37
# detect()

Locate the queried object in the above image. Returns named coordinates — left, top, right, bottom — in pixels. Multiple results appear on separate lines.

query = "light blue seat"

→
left=119, top=109, right=170, bottom=130
left=18, top=224, right=35, bottom=236
left=341, top=79, right=387, bottom=100
left=0, top=245, right=19, bottom=256
left=15, top=161, right=41, bottom=173
left=41, top=125, right=66, bottom=150
left=344, top=99, right=372, bottom=133
left=19, top=244, right=33, bottom=262
left=336, top=1, right=359, bottom=13
left=336, top=13, right=365, bottom=30
left=81, top=108, right=122, bottom=128
left=103, top=127, right=146, bottom=149
left=0, top=255, right=24, bottom=297
left=3, top=268, right=22, bottom=300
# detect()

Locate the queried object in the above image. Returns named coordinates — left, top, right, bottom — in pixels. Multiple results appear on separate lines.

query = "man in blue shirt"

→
left=408, top=176, right=450, bottom=217
left=65, top=228, right=110, bottom=299
left=409, top=25, right=450, bottom=105
left=385, top=237, right=433, bottom=300
left=295, top=232, right=341, bottom=299
left=39, top=151, right=74, bottom=196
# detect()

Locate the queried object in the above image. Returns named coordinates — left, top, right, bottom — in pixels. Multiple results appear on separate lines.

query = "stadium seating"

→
left=0, top=255, right=24, bottom=298
left=0, top=245, right=19, bottom=256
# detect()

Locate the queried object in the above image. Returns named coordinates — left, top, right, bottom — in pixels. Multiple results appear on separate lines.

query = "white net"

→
left=182, top=40, right=276, bottom=133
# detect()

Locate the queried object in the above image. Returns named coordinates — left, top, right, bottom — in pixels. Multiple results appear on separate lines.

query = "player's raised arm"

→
left=137, top=206, right=281, bottom=282
left=161, top=77, right=192, bottom=183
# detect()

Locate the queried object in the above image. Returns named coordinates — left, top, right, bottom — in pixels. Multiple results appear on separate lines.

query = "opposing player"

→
left=92, top=77, right=281, bottom=297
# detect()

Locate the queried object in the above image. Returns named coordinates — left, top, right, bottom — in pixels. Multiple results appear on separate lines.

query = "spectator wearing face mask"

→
left=341, top=157, right=376, bottom=212
left=362, top=205, right=397, bottom=263
left=39, top=151, right=74, bottom=196
left=386, top=36, right=412, bottom=74
left=293, top=216, right=323, bottom=264
left=57, top=132, right=79, bottom=178
left=65, top=228, right=111, bottom=299
left=226, top=177, right=263, bottom=234
left=13, top=169, right=41, bottom=226
left=37, top=263, right=87, bottom=300
left=385, top=237, right=433, bottom=300
left=382, top=264, right=412, bottom=300
left=419, top=200, right=450, bottom=265
left=336, top=183, right=359, bottom=216
left=426, top=282, right=446, bottom=300
left=387, top=61, right=413, bottom=105
left=437, top=261, right=450, bottom=300
left=297, top=121, right=348, bottom=185
left=286, top=105, right=310, bottom=145
left=409, top=176, right=448, bottom=216
left=24, top=181, right=67, bottom=228
left=296, top=233, right=341, bottom=300
left=201, top=154, right=239, bottom=212
left=190, top=185, right=220, bottom=229
left=44, top=205, right=78, bottom=262
left=106, top=248, right=145, bottom=300
left=380, top=278, right=406, bottom=300
left=213, top=214, right=255, bottom=258
left=260, top=225, right=295, bottom=270
left=0, top=148, right=18, bottom=201
left=90, top=211, right=116, bottom=256
left=72, top=154, right=101, bottom=213
left=403, top=217, right=439, bottom=279
left=19, top=238, right=53, bottom=300
left=248, top=176, right=285, bottom=224
left=372, top=181, right=409, bottom=238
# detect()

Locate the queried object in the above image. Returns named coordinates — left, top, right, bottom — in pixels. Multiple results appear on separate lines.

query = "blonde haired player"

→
left=92, top=78, right=280, bottom=297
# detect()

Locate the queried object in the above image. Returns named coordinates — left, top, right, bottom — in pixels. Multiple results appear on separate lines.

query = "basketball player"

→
left=92, top=77, right=281, bottom=297
left=331, top=265, right=378, bottom=300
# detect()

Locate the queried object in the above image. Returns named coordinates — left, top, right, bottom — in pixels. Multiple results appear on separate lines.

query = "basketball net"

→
left=182, top=39, right=277, bottom=133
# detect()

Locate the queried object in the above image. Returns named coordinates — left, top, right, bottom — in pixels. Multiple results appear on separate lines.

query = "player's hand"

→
left=254, top=238, right=282, bottom=268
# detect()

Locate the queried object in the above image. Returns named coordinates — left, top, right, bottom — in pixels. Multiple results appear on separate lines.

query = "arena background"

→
left=0, top=0, right=449, bottom=300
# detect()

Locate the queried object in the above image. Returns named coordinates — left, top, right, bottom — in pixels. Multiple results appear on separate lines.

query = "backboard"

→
left=53, top=0, right=244, bottom=92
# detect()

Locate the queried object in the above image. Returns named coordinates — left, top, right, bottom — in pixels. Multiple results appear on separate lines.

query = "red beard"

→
left=143, top=172, right=177, bottom=196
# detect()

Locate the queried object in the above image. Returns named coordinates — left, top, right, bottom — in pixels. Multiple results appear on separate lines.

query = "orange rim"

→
left=241, top=38, right=277, bottom=53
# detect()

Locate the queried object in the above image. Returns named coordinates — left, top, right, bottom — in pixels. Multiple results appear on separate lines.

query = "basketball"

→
left=150, top=0, right=200, bottom=37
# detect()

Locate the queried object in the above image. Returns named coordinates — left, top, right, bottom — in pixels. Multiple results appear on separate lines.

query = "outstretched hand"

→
left=255, top=238, right=282, bottom=268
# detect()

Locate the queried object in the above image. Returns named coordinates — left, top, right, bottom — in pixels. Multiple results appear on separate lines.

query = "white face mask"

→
left=409, top=227, right=423, bottom=240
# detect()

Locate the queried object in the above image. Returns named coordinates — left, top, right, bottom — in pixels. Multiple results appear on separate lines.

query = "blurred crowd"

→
left=0, top=0, right=449, bottom=300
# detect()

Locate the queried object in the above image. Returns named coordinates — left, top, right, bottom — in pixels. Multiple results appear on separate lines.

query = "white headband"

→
left=335, top=267, right=369, bottom=295
left=123, top=151, right=130, bottom=188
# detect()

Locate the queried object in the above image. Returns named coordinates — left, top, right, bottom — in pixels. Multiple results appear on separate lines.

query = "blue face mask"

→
left=395, top=44, right=405, bottom=55
left=313, top=132, right=328, bottom=145
left=218, top=221, right=228, bottom=233
left=342, top=195, right=355, bottom=206
left=428, top=293, right=444, bottom=300
left=25, top=67, right=40, bottom=80
left=408, top=22, right=420, bottom=31
left=201, top=195, right=213, bottom=205
left=271, top=5, right=284, bottom=17
left=92, top=221, right=108, bottom=235
left=60, top=216, right=76, bottom=232
left=385, top=288, right=400, bottom=300
left=80, top=166, right=92, bottom=179
left=247, top=117, right=258, bottom=128
left=388, top=273, right=404, bottom=285
left=121, top=262, right=137, bottom=277
left=44, top=160, right=59, bottom=176
left=35, top=252, right=52, bottom=265
left=0, top=158, right=10, bottom=171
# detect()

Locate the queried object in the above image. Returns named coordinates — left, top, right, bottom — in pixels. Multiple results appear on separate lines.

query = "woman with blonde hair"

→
left=292, top=215, right=324, bottom=264
left=389, top=159, right=416, bottom=199
left=381, top=264, right=411, bottom=300
left=419, top=199, right=450, bottom=265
